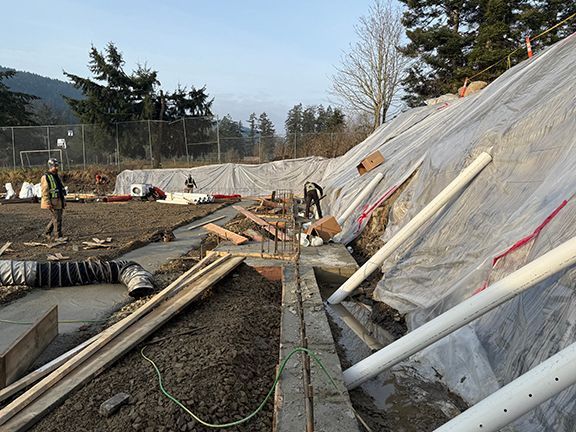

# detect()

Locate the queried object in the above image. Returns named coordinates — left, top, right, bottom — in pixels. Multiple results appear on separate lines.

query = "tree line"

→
left=1, top=1, right=574, bottom=164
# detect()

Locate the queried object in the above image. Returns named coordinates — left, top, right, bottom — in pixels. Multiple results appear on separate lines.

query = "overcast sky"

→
left=0, top=0, right=382, bottom=130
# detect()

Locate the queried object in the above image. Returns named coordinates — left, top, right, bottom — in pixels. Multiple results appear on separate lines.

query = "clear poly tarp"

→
left=114, top=34, right=576, bottom=430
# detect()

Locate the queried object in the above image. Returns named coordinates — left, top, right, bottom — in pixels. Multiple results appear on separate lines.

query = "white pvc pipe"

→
left=328, top=151, right=493, bottom=304
left=329, top=303, right=384, bottom=351
left=343, top=236, right=576, bottom=389
left=435, top=341, right=576, bottom=432
left=337, top=172, right=384, bottom=226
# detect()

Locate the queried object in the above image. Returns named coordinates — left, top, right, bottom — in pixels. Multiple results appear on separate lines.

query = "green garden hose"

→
left=140, top=345, right=339, bottom=429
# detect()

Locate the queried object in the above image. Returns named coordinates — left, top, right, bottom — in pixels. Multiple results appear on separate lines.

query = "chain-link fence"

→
left=0, top=118, right=368, bottom=170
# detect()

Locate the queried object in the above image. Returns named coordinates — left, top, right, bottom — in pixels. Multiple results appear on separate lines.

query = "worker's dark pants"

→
left=305, top=191, right=322, bottom=219
left=44, top=209, right=63, bottom=237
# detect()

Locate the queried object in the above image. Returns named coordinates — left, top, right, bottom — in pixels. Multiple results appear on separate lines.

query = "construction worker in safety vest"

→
left=41, top=158, right=66, bottom=240
left=304, top=181, right=323, bottom=219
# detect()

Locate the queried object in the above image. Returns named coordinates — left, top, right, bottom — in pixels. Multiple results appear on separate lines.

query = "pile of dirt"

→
left=0, top=201, right=225, bottom=262
left=0, top=167, right=120, bottom=195
left=35, top=264, right=281, bottom=432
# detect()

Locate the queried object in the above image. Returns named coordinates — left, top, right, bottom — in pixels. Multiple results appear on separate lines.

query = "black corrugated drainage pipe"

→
left=0, top=260, right=155, bottom=298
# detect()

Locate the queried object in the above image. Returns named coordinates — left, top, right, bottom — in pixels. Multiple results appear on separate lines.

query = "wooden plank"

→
left=0, top=253, right=219, bottom=404
left=244, top=228, right=265, bottom=242
left=0, top=335, right=98, bottom=405
left=210, top=250, right=296, bottom=262
left=186, top=215, right=226, bottom=231
left=1, top=257, right=245, bottom=431
left=203, top=223, right=248, bottom=245
left=0, top=306, right=58, bottom=389
left=0, top=254, right=230, bottom=427
left=0, top=242, right=12, bottom=257
left=233, top=206, right=291, bottom=241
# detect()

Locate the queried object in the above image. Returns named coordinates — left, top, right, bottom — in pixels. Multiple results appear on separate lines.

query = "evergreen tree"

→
left=247, top=112, right=258, bottom=157
left=258, top=112, right=276, bottom=161
left=401, top=0, right=576, bottom=104
left=301, top=106, right=317, bottom=134
left=285, top=104, right=303, bottom=136
left=0, top=70, right=38, bottom=126
left=400, top=0, right=478, bottom=105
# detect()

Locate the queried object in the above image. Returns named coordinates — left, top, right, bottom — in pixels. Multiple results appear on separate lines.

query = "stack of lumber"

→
left=0, top=253, right=244, bottom=431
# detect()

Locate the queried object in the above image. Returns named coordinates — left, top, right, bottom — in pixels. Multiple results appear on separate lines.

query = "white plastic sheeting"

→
left=113, top=34, right=576, bottom=430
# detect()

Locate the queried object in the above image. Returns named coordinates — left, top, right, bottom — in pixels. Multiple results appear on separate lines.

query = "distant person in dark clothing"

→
left=41, top=158, right=66, bottom=240
left=304, top=181, right=323, bottom=219
left=185, top=174, right=197, bottom=193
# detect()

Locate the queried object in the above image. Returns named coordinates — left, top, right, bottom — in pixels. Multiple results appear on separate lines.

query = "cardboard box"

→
left=356, top=150, right=384, bottom=175
left=306, top=216, right=342, bottom=241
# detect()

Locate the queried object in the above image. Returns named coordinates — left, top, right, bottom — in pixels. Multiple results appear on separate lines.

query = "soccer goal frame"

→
left=20, top=149, right=64, bottom=170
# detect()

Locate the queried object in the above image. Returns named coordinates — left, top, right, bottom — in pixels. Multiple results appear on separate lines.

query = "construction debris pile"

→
left=114, top=35, right=576, bottom=431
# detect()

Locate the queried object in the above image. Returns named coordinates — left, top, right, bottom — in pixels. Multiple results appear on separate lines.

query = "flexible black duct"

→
left=0, top=260, right=155, bottom=298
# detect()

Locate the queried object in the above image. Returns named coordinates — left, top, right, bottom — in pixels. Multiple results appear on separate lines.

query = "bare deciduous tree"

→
left=331, top=0, right=407, bottom=131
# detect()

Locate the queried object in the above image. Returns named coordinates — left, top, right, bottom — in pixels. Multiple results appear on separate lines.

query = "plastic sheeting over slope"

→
left=114, top=34, right=576, bottom=430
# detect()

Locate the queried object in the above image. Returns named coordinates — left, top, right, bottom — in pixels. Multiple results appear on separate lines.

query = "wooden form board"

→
left=0, top=255, right=219, bottom=405
left=0, top=256, right=244, bottom=431
left=0, top=306, right=58, bottom=389
left=233, top=206, right=291, bottom=241
left=187, top=215, right=226, bottom=231
left=0, top=254, right=230, bottom=428
left=203, top=223, right=248, bottom=245
left=244, top=228, right=265, bottom=242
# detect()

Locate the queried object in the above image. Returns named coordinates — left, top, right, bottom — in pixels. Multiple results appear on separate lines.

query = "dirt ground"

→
left=0, top=200, right=225, bottom=262
left=35, top=264, right=281, bottom=432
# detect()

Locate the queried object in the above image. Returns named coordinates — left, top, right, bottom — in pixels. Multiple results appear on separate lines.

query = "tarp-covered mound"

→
left=115, top=34, right=576, bottom=430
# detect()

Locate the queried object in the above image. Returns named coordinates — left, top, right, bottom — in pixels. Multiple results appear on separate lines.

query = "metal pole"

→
left=115, top=123, right=120, bottom=167
left=46, top=126, right=51, bottom=156
left=81, top=124, right=86, bottom=170
left=328, top=150, right=494, bottom=304
left=258, top=136, right=262, bottom=163
left=343, top=235, right=576, bottom=389
left=216, top=116, right=221, bottom=164
left=182, top=118, right=189, bottom=164
left=11, top=127, right=15, bottom=169
left=148, top=120, right=153, bottom=167
left=434, top=341, right=576, bottom=432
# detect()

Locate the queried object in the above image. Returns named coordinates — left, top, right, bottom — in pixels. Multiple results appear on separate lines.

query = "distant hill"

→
left=0, top=66, right=83, bottom=124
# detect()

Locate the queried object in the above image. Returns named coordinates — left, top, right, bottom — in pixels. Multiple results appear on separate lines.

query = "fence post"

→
left=11, top=127, right=15, bottom=169
left=147, top=120, right=153, bottom=167
left=258, top=136, right=262, bottom=163
left=216, top=116, right=221, bottom=164
left=46, top=126, right=51, bottom=156
left=115, top=123, right=120, bottom=167
left=182, top=118, right=189, bottom=164
left=81, top=124, right=86, bottom=170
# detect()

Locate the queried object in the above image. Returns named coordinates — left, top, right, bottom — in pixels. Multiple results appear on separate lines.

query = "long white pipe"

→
left=328, top=150, right=493, bottom=304
left=435, top=341, right=576, bottom=432
left=329, top=303, right=384, bottom=351
left=343, top=236, right=576, bottom=389
left=337, top=172, right=384, bottom=226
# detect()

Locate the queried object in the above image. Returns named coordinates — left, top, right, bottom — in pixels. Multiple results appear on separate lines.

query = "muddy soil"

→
left=35, top=264, right=281, bottom=432
left=0, top=200, right=225, bottom=262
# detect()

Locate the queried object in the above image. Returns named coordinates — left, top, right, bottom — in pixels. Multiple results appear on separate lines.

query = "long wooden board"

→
left=186, top=215, right=226, bottom=231
left=0, top=254, right=219, bottom=405
left=0, top=254, right=230, bottom=427
left=0, top=306, right=58, bottom=389
left=233, top=206, right=291, bottom=241
left=1, top=257, right=245, bottom=432
left=244, top=229, right=265, bottom=242
left=203, top=223, right=248, bottom=245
